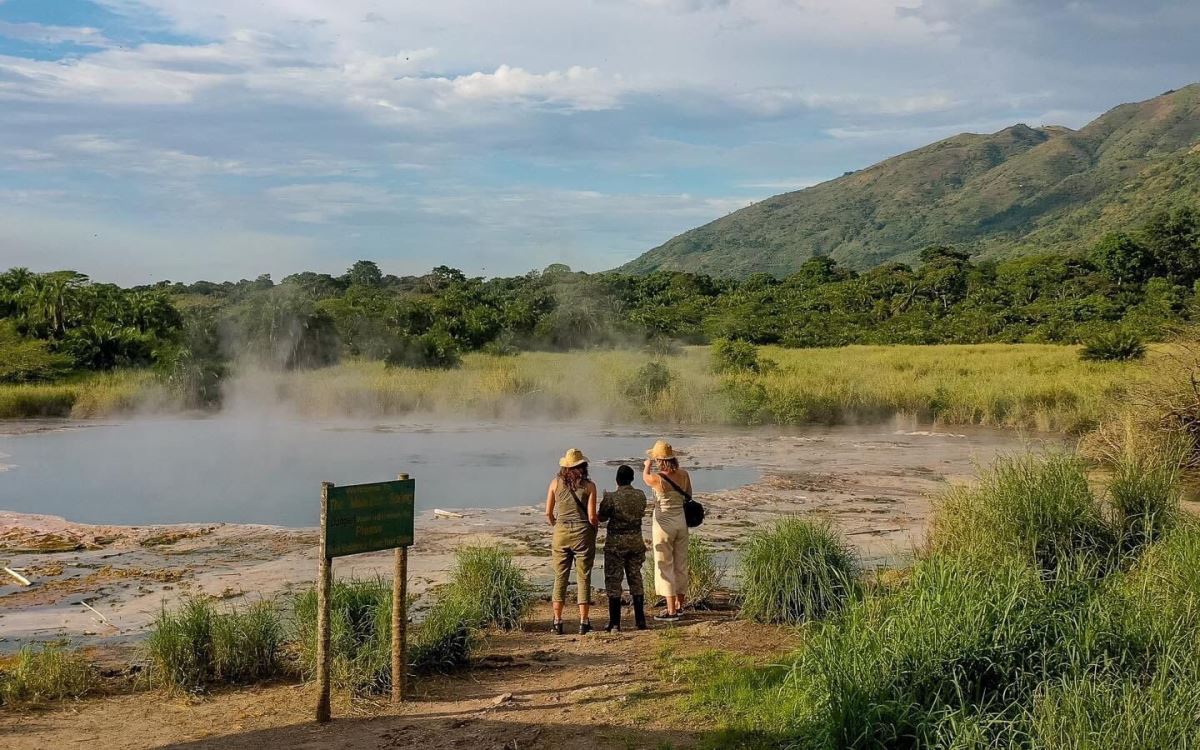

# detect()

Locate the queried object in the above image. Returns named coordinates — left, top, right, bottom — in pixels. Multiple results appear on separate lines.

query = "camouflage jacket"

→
left=600, top=486, right=647, bottom=536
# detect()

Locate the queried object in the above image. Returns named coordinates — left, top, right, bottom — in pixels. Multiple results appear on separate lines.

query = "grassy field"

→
left=0, top=344, right=1147, bottom=432
left=0, top=370, right=172, bottom=419
left=276, top=344, right=1144, bottom=432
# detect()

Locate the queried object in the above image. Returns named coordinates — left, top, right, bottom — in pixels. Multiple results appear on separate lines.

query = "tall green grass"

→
left=0, top=644, right=97, bottom=705
left=292, top=547, right=533, bottom=695
left=737, top=518, right=858, bottom=624
left=448, top=545, right=534, bottom=630
left=932, top=453, right=1115, bottom=573
left=146, top=598, right=283, bottom=693
left=681, top=452, right=1200, bottom=749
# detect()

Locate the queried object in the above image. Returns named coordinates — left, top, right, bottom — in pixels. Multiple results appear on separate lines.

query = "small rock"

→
left=492, top=692, right=513, bottom=706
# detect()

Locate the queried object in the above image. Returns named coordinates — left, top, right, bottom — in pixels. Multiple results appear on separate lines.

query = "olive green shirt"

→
left=600, top=486, right=647, bottom=536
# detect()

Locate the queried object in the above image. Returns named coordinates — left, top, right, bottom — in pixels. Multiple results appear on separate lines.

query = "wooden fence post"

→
left=392, top=473, right=410, bottom=704
left=316, top=481, right=334, bottom=723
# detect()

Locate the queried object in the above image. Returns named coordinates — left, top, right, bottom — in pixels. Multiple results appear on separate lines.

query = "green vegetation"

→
left=2, top=188, right=1193, bottom=424
left=736, top=518, right=858, bottom=624
left=146, top=598, right=284, bottom=693
left=446, top=545, right=535, bottom=631
left=1080, top=330, right=1146, bottom=361
left=269, top=344, right=1142, bottom=433
left=0, top=644, right=97, bottom=706
left=625, top=85, right=1200, bottom=276
left=677, top=446, right=1200, bottom=749
left=292, top=578, right=394, bottom=694
left=685, top=536, right=726, bottom=608
left=292, top=546, right=532, bottom=695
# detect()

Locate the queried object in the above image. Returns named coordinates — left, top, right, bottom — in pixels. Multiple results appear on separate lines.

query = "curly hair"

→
left=558, top=463, right=589, bottom=490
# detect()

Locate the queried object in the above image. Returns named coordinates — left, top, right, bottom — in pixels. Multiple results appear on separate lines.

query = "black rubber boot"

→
left=605, top=597, right=622, bottom=632
left=632, top=595, right=648, bottom=630
left=579, top=620, right=592, bottom=635
left=552, top=620, right=563, bottom=635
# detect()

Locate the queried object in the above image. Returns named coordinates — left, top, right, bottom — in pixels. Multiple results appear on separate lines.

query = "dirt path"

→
left=1, top=612, right=792, bottom=749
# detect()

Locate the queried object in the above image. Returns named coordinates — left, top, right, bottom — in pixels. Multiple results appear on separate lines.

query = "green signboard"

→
left=324, top=478, right=415, bottom=557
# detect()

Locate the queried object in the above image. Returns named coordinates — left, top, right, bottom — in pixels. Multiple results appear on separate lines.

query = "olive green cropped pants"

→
left=551, top=522, right=597, bottom=604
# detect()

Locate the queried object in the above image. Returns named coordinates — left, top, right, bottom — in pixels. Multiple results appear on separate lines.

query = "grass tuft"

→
left=737, top=517, right=858, bottom=624
left=146, top=598, right=283, bottom=693
left=0, top=644, right=97, bottom=706
left=446, top=545, right=534, bottom=631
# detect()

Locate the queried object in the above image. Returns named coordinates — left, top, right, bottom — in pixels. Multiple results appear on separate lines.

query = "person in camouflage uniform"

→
left=599, top=464, right=648, bottom=631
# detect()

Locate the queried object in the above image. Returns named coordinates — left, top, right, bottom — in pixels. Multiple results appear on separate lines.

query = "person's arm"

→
left=598, top=491, right=613, bottom=522
left=587, top=482, right=600, bottom=527
left=642, top=459, right=660, bottom=491
left=545, top=479, right=557, bottom=526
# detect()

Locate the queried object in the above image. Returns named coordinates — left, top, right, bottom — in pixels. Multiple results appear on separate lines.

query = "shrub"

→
left=931, top=453, right=1114, bottom=573
left=0, top=323, right=72, bottom=383
left=147, top=598, right=283, bottom=692
left=1080, top=330, right=1146, bottom=362
left=384, top=329, right=461, bottom=370
left=622, top=361, right=674, bottom=404
left=712, top=338, right=763, bottom=374
left=446, top=545, right=534, bottom=630
left=0, top=644, right=97, bottom=705
left=737, top=518, right=858, bottom=624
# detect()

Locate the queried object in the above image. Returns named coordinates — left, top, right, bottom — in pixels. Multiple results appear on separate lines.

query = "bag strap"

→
left=660, top=473, right=693, bottom=503
left=561, top=479, right=591, bottom=520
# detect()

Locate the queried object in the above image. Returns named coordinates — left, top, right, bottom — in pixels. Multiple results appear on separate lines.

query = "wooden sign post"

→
left=316, top=473, right=415, bottom=723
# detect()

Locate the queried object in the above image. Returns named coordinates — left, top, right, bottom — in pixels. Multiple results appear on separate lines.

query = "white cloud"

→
left=0, top=21, right=112, bottom=47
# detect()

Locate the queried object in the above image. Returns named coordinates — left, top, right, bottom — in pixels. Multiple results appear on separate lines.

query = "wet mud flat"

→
left=0, top=424, right=1049, bottom=652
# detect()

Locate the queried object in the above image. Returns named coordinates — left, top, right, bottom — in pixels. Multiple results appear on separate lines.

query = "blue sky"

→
left=1, top=0, right=1198, bottom=284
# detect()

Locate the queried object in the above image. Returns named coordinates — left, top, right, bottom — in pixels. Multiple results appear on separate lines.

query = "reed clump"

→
left=447, top=545, right=535, bottom=631
left=0, top=644, right=97, bottom=706
left=145, top=598, right=284, bottom=693
left=737, top=518, right=858, bottom=624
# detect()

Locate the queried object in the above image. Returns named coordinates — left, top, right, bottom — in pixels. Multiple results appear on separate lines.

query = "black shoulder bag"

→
left=661, top=474, right=705, bottom=528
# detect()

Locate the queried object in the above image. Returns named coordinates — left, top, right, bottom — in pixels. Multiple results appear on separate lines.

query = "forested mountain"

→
left=623, top=84, right=1200, bottom=276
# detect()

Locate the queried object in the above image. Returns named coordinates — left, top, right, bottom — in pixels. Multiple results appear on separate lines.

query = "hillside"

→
left=623, top=84, right=1200, bottom=276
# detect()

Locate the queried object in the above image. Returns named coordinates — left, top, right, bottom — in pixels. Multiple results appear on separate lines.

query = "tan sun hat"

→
left=646, top=440, right=685, bottom=460
left=558, top=448, right=589, bottom=468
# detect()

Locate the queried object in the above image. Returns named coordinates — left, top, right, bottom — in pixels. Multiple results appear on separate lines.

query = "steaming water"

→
left=0, top=418, right=760, bottom=527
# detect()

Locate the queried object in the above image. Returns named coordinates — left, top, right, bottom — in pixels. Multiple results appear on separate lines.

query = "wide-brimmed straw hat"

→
left=646, top=440, right=684, bottom=460
left=558, top=448, right=589, bottom=468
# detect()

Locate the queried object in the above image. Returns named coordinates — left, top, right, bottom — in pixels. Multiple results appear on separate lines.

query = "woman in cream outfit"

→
left=642, top=440, right=690, bottom=621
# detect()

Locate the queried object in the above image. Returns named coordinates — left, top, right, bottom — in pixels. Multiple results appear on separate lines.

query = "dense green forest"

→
left=1, top=205, right=1196, bottom=406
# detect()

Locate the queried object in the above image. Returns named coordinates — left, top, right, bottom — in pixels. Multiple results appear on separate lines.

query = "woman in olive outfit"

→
left=545, top=448, right=600, bottom=634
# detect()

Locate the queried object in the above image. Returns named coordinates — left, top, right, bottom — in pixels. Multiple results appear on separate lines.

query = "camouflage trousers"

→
left=604, top=532, right=647, bottom=598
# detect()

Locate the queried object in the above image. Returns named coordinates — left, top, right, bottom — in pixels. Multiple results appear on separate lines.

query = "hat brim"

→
left=559, top=457, right=589, bottom=468
left=646, top=450, right=685, bottom=459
